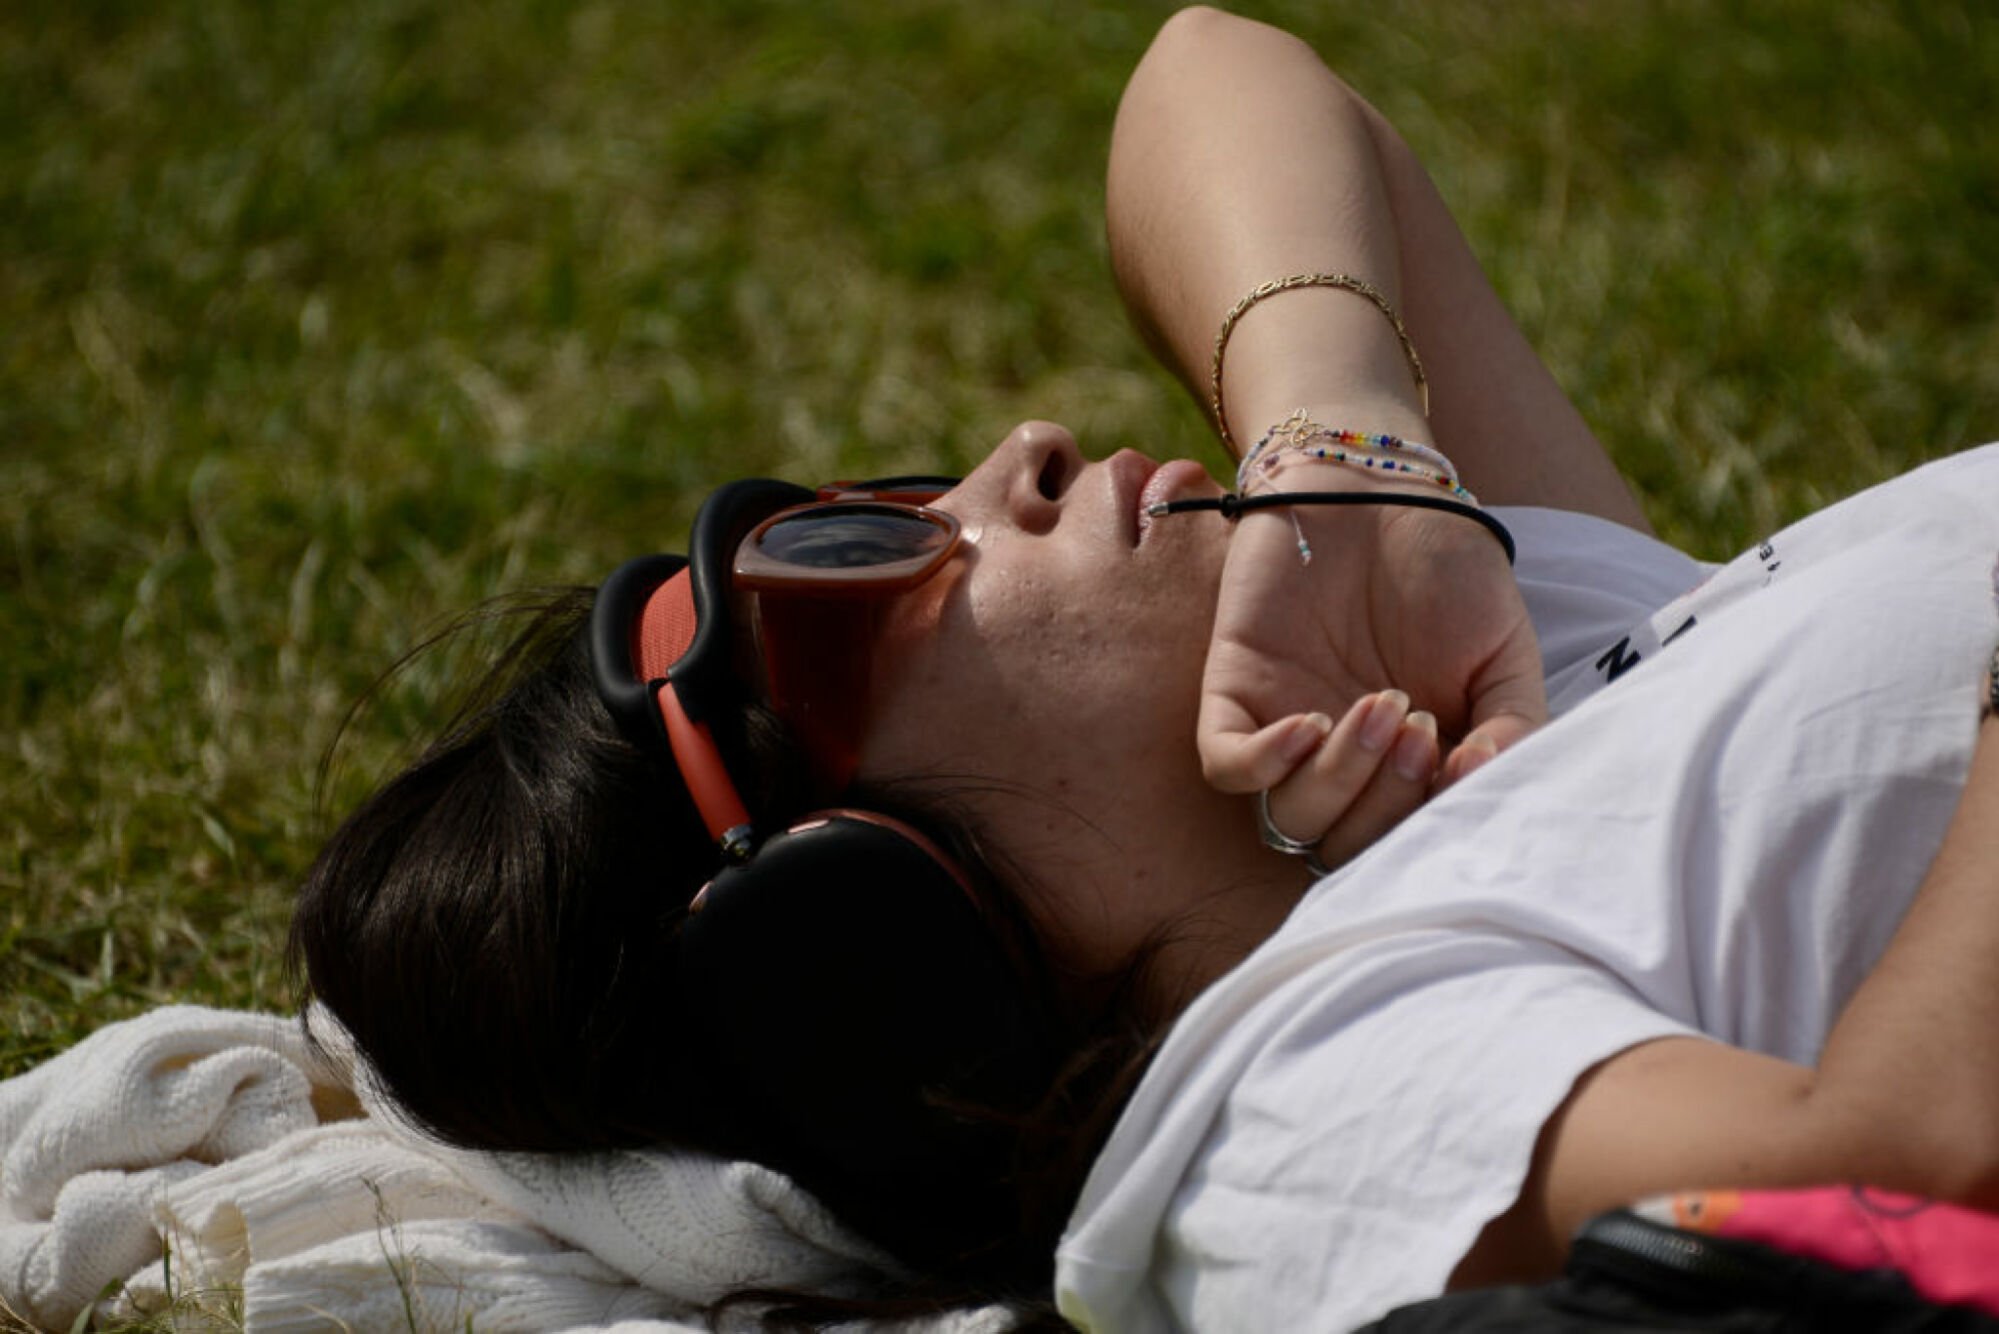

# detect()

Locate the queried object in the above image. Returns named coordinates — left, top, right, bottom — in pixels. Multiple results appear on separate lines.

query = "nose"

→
left=948, top=420, right=1083, bottom=536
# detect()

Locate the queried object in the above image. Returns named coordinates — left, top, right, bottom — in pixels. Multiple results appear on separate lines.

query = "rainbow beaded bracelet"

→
left=1239, top=412, right=1477, bottom=505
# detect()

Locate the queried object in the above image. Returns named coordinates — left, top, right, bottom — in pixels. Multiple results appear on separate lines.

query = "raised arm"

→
left=1110, top=5, right=1647, bottom=527
left=1109, top=7, right=1426, bottom=460
left=1108, top=7, right=1554, bottom=858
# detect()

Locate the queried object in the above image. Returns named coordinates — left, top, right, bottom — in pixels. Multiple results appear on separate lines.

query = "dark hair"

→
left=288, top=589, right=1156, bottom=1320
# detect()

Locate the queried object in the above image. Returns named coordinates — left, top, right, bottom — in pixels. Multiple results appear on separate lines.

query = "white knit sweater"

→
left=0, top=1006, right=1013, bottom=1332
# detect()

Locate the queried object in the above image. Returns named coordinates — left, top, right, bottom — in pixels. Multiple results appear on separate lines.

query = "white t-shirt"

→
left=1056, top=447, right=1999, bottom=1333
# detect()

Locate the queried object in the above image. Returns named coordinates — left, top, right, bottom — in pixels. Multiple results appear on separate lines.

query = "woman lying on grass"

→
left=291, top=7, right=1999, bottom=1329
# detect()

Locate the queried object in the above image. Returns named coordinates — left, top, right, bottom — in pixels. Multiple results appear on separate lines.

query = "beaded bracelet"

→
left=1247, top=436, right=1469, bottom=501
left=1240, top=418, right=1461, bottom=488
left=1241, top=411, right=1477, bottom=505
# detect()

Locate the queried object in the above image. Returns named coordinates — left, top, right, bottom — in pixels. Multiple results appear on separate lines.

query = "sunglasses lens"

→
left=753, top=508, right=951, bottom=570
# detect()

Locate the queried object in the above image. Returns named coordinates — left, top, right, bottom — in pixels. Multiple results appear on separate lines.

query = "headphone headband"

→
left=589, top=553, right=686, bottom=757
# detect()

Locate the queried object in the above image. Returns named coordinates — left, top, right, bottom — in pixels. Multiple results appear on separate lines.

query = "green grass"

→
left=5, top=0, right=1997, bottom=1078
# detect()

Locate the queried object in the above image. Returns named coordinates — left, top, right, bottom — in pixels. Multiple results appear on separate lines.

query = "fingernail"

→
left=1358, top=690, right=1408, bottom=753
left=1393, top=710, right=1436, bottom=781
left=1452, top=733, right=1499, bottom=781
left=1283, top=713, right=1335, bottom=761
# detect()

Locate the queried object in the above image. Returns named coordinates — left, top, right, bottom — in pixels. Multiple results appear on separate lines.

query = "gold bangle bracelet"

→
left=1209, top=272, right=1430, bottom=457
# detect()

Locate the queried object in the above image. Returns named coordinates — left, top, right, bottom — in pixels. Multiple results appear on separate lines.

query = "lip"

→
left=1105, top=448, right=1160, bottom=546
left=1136, top=459, right=1215, bottom=544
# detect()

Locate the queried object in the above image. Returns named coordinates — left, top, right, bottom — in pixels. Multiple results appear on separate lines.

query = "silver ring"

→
left=1257, top=789, right=1319, bottom=855
left=1258, top=790, right=1335, bottom=879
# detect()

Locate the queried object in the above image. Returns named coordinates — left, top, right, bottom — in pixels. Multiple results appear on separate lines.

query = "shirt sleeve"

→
left=1059, top=923, right=1694, bottom=1334
left=1496, top=506, right=1709, bottom=686
left=1159, top=932, right=1694, bottom=1331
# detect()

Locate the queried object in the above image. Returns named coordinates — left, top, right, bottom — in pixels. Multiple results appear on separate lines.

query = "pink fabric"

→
left=1645, top=1186, right=1999, bottom=1316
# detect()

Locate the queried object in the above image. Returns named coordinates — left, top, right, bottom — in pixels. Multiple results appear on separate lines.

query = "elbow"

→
left=1144, top=6, right=1297, bottom=69
left=1141, top=7, right=1362, bottom=109
left=1152, top=7, right=1241, bottom=48
left=1136, top=8, right=1235, bottom=85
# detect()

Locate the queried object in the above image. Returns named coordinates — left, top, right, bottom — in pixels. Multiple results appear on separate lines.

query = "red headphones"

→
left=588, top=483, right=1054, bottom=1266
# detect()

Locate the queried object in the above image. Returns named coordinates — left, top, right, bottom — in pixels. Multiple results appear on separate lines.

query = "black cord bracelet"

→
left=1148, top=489, right=1517, bottom=565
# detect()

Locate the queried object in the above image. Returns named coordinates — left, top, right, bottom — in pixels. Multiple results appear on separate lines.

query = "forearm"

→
left=1109, top=7, right=1648, bottom=526
left=1107, top=7, right=1425, bottom=453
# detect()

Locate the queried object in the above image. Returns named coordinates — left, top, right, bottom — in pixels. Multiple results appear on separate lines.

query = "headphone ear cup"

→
left=674, top=814, right=1051, bottom=1263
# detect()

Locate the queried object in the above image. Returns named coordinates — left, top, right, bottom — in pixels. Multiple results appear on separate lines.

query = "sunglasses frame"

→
left=590, top=475, right=961, bottom=860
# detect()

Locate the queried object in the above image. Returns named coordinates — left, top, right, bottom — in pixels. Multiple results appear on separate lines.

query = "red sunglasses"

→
left=590, top=477, right=961, bottom=859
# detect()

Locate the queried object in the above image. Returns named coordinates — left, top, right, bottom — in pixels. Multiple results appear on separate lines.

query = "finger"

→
left=1463, top=632, right=1549, bottom=745
left=1439, top=633, right=1547, bottom=788
left=1260, top=690, right=1411, bottom=850
left=1439, top=731, right=1501, bottom=788
left=1311, top=710, right=1440, bottom=871
left=1198, top=695, right=1336, bottom=794
left=1437, top=706, right=1536, bottom=790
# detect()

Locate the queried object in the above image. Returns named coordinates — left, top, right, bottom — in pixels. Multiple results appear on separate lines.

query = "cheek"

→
left=959, top=551, right=1199, bottom=735
left=969, top=579, right=1107, bottom=697
left=855, top=540, right=1245, bottom=988
left=866, top=552, right=1209, bottom=783
left=862, top=581, right=1083, bottom=778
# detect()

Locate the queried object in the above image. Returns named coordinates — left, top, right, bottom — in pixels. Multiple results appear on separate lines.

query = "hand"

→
left=1199, top=469, right=1547, bottom=869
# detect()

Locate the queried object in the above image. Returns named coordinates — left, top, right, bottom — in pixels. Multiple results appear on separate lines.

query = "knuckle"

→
left=1200, top=749, right=1246, bottom=790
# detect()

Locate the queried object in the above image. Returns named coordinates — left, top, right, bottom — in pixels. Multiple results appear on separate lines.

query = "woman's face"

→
left=856, top=421, right=1305, bottom=994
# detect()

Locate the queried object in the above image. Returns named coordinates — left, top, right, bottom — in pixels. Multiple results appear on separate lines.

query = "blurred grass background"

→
left=4, top=0, right=1996, bottom=1077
